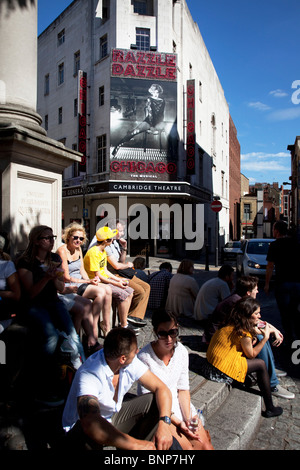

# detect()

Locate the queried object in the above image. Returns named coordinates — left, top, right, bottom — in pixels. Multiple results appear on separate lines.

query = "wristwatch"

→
left=159, top=416, right=171, bottom=425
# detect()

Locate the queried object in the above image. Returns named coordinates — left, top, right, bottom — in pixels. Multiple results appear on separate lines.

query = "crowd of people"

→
left=0, top=219, right=298, bottom=450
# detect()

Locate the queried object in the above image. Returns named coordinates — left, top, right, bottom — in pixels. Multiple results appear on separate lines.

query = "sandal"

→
left=99, top=320, right=109, bottom=338
left=85, top=342, right=102, bottom=357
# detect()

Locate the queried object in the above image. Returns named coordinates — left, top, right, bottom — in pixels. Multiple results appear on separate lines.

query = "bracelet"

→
left=121, top=248, right=127, bottom=252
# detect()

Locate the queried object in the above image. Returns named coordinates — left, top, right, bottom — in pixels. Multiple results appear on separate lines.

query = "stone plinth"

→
left=0, top=124, right=81, bottom=255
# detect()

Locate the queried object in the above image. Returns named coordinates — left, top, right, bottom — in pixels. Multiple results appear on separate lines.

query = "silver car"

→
left=236, top=238, right=275, bottom=277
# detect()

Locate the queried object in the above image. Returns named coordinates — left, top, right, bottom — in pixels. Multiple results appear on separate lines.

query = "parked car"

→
left=236, top=238, right=275, bottom=277
left=221, top=241, right=242, bottom=263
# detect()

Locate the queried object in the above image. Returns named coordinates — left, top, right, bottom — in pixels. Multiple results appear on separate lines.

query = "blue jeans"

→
left=26, top=299, right=84, bottom=360
left=256, top=334, right=278, bottom=389
left=275, top=281, right=300, bottom=342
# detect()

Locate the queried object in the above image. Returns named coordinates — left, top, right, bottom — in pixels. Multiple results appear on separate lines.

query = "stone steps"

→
left=186, top=349, right=262, bottom=450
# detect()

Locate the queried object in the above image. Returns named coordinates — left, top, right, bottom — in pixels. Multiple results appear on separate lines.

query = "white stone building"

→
left=37, top=0, right=231, bottom=258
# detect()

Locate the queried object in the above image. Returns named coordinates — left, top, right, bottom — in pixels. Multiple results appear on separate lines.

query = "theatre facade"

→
left=38, top=0, right=235, bottom=258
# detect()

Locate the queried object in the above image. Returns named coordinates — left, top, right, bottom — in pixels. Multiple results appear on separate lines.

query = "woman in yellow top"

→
left=84, top=226, right=133, bottom=333
left=206, top=297, right=283, bottom=418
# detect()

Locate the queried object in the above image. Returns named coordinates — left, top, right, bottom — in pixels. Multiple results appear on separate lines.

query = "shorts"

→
left=58, top=293, right=76, bottom=311
left=109, top=284, right=134, bottom=303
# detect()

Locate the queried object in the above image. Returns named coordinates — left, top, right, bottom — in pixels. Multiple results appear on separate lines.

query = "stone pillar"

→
left=0, top=0, right=42, bottom=132
left=0, top=0, right=81, bottom=255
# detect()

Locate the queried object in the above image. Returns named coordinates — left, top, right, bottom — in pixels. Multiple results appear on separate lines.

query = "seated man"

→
left=194, top=264, right=234, bottom=321
left=62, top=327, right=176, bottom=450
left=104, top=220, right=150, bottom=328
left=148, top=262, right=173, bottom=311
left=193, top=264, right=234, bottom=343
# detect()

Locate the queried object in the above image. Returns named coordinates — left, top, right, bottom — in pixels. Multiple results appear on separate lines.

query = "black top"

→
left=17, top=252, right=62, bottom=305
left=266, top=237, right=300, bottom=283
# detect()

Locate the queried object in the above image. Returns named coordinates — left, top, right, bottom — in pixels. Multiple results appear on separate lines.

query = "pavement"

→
left=0, top=254, right=300, bottom=451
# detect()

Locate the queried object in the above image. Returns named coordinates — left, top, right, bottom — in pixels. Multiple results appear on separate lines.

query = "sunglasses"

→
left=105, top=238, right=112, bottom=242
left=38, top=235, right=57, bottom=241
left=72, top=236, right=85, bottom=241
left=157, top=328, right=179, bottom=339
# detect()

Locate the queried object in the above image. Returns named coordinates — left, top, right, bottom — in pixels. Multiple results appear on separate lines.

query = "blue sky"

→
left=38, top=0, right=300, bottom=187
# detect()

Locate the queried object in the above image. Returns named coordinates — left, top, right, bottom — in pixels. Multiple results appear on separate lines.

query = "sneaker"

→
left=275, top=368, right=287, bottom=377
left=127, top=317, right=147, bottom=327
left=124, top=324, right=140, bottom=336
left=262, top=406, right=283, bottom=418
left=271, top=385, right=295, bottom=399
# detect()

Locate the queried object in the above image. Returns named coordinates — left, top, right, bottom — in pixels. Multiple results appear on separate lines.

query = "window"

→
left=133, top=0, right=147, bottom=14
left=44, top=114, right=48, bottom=131
left=100, top=34, right=108, bottom=59
left=44, top=74, right=50, bottom=95
left=97, top=134, right=107, bottom=173
left=58, top=107, right=63, bottom=124
left=99, top=86, right=104, bottom=106
left=102, top=0, right=110, bottom=20
left=58, top=62, right=64, bottom=85
left=57, top=29, right=65, bottom=46
left=199, top=81, right=202, bottom=102
left=74, top=51, right=80, bottom=76
left=74, top=98, right=78, bottom=117
left=136, top=28, right=150, bottom=51
left=243, top=203, right=251, bottom=221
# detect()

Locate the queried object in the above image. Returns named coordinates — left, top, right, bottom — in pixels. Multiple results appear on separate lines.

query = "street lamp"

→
left=81, top=174, right=88, bottom=228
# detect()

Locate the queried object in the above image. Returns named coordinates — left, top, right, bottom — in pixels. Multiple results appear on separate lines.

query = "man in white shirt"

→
left=62, top=327, right=175, bottom=450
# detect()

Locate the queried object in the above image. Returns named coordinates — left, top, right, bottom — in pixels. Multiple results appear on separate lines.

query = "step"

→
left=186, top=345, right=262, bottom=450
left=206, top=387, right=262, bottom=450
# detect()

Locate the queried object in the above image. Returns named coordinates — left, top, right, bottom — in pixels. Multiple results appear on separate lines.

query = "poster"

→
left=110, top=49, right=178, bottom=182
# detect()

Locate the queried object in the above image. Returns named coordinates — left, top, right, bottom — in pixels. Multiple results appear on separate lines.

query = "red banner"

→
left=186, top=80, right=195, bottom=175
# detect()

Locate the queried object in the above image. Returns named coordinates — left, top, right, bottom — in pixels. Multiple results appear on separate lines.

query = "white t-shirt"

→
left=0, top=260, right=16, bottom=291
left=137, top=342, right=196, bottom=421
left=62, top=348, right=148, bottom=431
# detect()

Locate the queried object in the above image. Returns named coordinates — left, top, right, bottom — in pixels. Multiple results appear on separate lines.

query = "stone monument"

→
left=0, top=0, right=81, bottom=255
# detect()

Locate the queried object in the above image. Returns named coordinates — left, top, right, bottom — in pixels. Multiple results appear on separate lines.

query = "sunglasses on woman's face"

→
left=157, top=328, right=179, bottom=339
left=38, top=235, right=57, bottom=241
left=72, top=236, right=84, bottom=241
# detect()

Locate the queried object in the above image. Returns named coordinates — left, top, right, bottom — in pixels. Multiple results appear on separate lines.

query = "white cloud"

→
left=248, top=101, right=271, bottom=111
left=241, top=160, right=288, bottom=172
left=267, top=107, right=300, bottom=121
left=269, top=89, right=288, bottom=98
left=241, top=152, right=290, bottom=161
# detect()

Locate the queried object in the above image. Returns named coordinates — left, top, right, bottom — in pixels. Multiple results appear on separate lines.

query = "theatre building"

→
left=37, top=0, right=236, bottom=258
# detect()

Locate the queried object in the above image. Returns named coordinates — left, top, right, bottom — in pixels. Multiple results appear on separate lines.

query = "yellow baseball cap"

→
left=96, top=226, right=118, bottom=241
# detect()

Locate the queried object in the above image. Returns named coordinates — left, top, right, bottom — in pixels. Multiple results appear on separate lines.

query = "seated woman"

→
left=205, top=297, right=283, bottom=418
left=83, top=226, right=133, bottom=331
left=57, top=223, right=112, bottom=343
left=165, top=259, right=199, bottom=318
left=16, top=225, right=85, bottom=396
left=0, top=237, right=21, bottom=333
left=137, top=310, right=214, bottom=450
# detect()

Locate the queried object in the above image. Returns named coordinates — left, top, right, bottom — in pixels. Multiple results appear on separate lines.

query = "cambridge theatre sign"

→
left=110, top=48, right=178, bottom=182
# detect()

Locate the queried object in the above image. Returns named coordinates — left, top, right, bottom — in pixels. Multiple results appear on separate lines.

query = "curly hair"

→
left=62, top=223, right=86, bottom=244
left=227, top=297, right=260, bottom=337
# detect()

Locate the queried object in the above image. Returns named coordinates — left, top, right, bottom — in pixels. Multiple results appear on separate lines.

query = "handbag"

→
left=116, top=267, right=135, bottom=279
